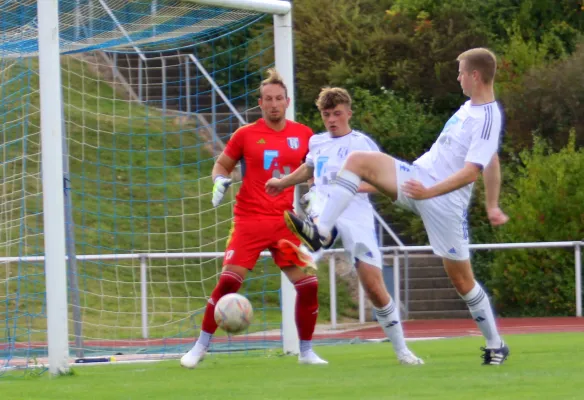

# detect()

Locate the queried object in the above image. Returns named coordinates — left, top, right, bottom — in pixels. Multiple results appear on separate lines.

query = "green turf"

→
left=2, top=333, right=583, bottom=399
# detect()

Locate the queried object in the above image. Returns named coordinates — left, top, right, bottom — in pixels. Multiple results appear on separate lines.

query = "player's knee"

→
left=345, top=151, right=367, bottom=171
left=294, top=276, right=318, bottom=302
left=443, top=258, right=474, bottom=294
left=449, top=275, right=474, bottom=295
left=362, top=280, right=389, bottom=308
left=212, top=270, right=244, bottom=298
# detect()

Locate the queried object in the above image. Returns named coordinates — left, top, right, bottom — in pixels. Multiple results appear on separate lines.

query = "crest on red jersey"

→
left=287, top=137, right=299, bottom=149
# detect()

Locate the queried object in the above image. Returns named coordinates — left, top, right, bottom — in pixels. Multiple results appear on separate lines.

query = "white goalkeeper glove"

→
left=211, top=175, right=232, bottom=207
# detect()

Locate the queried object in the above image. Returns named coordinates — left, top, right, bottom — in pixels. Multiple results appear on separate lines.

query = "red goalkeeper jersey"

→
left=223, top=118, right=313, bottom=218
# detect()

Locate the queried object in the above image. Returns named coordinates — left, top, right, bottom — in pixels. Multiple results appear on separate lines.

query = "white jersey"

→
left=305, top=130, right=379, bottom=229
left=414, top=100, right=502, bottom=204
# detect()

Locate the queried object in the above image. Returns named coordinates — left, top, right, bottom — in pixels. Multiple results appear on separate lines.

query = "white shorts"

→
left=333, top=218, right=383, bottom=269
left=394, top=159, right=470, bottom=261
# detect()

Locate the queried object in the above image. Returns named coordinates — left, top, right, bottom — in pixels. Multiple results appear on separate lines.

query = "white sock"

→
left=300, top=340, right=312, bottom=356
left=194, top=330, right=212, bottom=352
left=374, top=298, right=408, bottom=355
left=460, top=281, right=503, bottom=349
left=317, top=169, right=361, bottom=235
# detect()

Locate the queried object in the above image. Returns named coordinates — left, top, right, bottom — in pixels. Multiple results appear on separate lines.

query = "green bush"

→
left=293, top=0, right=392, bottom=114
left=500, top=43, right=584, bottom=151
left=487, top=133, right=584, bottom=316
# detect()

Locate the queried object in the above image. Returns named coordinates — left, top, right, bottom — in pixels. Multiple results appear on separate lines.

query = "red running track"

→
left=319, top=317, right=584, bottom=341
left=3, top=317, right=583, bottom=351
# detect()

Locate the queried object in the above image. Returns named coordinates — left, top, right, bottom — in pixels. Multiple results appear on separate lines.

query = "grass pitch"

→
left=1, top=332, right=583, bottom=399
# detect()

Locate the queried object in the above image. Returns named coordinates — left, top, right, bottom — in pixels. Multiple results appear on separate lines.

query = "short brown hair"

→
left=457, top=48, right=497, bottom=84
left=316, top=87, right=352, bottom=111
left=259, top=68, right=287, bottom=97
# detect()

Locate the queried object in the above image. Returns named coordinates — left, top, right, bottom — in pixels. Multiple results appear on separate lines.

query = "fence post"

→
left=329, top=255, right=337, bottom=329
left=576, top=243, right=582, bottom=317
left=393, top=250, right=400, bottom=317
left=358, top=282, right=365, bottom=324
left=140, top=255, right=149, bottom=339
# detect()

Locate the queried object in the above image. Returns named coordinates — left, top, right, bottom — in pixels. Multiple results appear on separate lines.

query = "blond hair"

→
left=315, top=87, right=352, bottom=111
left=259, top=68, right=287, bottom=97
left=457, top=48, right=497, bottom=84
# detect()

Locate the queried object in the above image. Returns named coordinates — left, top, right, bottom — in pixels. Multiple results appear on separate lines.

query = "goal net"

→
left=0, top=0, right=295, bottom=375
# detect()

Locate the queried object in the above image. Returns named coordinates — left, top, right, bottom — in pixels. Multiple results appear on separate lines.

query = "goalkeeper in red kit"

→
left=180, top=69, right=327, bottom=368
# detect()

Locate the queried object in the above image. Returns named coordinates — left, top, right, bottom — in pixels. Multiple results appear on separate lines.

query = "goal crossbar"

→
left=184, top=0, right=291, bottom=15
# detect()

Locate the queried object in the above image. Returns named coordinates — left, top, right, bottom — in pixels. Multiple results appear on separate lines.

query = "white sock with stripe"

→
left=317, top=169, right=360, bottom=236
left=461, top=281, right=503, bottom=349
left=374, top=298, right=408, bottom=355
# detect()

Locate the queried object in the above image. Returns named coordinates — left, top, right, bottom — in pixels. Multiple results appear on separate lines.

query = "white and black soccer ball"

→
left=214, top=293, right=253, bottom=334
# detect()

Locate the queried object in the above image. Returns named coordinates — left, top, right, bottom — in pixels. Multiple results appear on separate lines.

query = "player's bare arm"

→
left=212, top=152, right=238, bottom=180
left=483, top=153, right=509, bottom=226
left=402, top=162, right=481, bottom=200
left=265, top=163, right=314, bottom=196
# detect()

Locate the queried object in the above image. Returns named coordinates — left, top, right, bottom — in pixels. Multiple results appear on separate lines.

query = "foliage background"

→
left=291, top=0, right=584, bottom=316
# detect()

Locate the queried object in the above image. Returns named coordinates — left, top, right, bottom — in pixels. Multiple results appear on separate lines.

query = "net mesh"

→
left=0, top=0, right=289, bottom=375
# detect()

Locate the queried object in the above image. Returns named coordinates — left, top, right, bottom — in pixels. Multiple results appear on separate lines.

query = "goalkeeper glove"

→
left=211, top=175, right=232, bottom=207
left=299, top=184, right=316, bottom=214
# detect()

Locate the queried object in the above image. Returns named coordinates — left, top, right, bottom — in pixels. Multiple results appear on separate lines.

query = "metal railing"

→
left=1, top=240, right=581, bottom=339
left=327, top=241, right=583, bottom=329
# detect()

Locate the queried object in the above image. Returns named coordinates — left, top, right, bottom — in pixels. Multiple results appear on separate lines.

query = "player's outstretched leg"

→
left=443, top=259, right=509, bottom=365
left=285, top=152, right=397, bottom=250
left=180, top=270, right=243, bottom=368
left=357, top=262, right=423, bottom=365
left=284, top=172, right=361, bottom=252
left=284, top=211, right=326, bottom=252
left=282, top=212, right=339, bottom=254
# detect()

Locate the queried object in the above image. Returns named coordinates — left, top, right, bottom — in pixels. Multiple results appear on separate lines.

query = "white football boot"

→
left=298, top=350, right=328, bottom=365
left=397, top=349, right=424, bottom=365
left=180, top=344, right=207, bottom=369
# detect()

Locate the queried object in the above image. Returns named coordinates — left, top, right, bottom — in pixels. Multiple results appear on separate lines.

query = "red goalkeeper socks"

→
left=200, top=271, right=243, bottom=334
left=294, top=276, right=319, bottom=340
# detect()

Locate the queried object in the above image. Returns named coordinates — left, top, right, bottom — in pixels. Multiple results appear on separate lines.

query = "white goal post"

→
left=37, top=0, right=70, bottom=377
left=37, top=0, right=298, bottom=375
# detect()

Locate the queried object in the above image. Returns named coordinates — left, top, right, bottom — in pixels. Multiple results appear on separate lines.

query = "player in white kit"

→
left=266, top=87, right=423, bottom=365
left=285, top=48, right=510, bottom=365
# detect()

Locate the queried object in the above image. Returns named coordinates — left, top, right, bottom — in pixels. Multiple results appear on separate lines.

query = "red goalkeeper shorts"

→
left=223, top=217, right=302, bottom=269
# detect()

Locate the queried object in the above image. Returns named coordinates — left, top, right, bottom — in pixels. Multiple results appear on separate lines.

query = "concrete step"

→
left=405, top=277, right=454, bottom=290
left=142, top=95, right=250, bottom=110
left=403, top=288, right=461, bottom=301
left=136, top=85, right=195, bottom=96
left=120, top=58, right=193, bottom=70
left=382, top=254, right=443, bottom=268
left=406, top=310, right=472, bottom=320
left=119, top=69, right=205, bottom=82
left=407, top=299, right=468, bottom=312
left=176, top=104, right=247, bottom=115
left=398, top=265, right=446, bottom=279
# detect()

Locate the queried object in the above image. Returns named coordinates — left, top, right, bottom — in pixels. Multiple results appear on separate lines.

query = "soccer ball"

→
left=214, top=293, right=253, bottom=334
